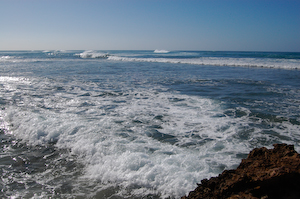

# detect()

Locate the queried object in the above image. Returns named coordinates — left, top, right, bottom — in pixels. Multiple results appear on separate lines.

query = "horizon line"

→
left=1, top=49, right=300, bottom=53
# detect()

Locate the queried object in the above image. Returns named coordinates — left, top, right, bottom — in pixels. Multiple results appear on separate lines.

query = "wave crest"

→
left=75, top=50, right=109, bottom=59
left=0, top=55, right=14, bottom=60
left=154, top=49, right=170, bottom=53
left=108, top=56, right=300, bottom=70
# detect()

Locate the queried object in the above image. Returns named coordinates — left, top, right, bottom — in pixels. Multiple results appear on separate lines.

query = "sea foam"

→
left=75, top=50, right=109, bottom=59
left=1, top=50, right=299, bottom=198
left=154, top=49, right=170, bottom=53
left=0, top=56, right=16, bottom=62
left=2, top=75, right=253, bottom=198
left=107, top=56, right=300, bottom=70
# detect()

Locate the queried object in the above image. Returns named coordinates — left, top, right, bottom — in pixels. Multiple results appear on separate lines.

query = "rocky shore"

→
left=182, top=144, right=300, bottom=199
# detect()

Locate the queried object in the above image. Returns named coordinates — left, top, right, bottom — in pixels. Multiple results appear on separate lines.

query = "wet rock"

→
left=182, top=144, right=300, bottom=199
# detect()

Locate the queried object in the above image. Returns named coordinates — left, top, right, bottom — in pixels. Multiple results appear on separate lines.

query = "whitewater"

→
left=0, top=50, right=300, bottom=198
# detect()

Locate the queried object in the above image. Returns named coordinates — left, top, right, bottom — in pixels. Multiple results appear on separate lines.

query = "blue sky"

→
left=1, top=0, right=299, bottom=52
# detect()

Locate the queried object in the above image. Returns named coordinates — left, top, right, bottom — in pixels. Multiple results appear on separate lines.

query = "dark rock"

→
left=182, top=144, right=300, bottom=199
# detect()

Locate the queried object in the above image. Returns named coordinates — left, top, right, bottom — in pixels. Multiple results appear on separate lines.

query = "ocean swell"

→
left=107, top=56, right=300, bottom=70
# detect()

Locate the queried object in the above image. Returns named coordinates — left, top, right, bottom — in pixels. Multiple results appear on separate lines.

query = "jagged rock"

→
left=182, top=144, right=300, bottom=199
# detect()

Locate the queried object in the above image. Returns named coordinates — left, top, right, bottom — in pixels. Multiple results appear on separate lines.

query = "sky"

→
left=1, top=0, right=299, bottom=52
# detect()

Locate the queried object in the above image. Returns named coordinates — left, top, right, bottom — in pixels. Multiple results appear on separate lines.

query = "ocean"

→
left=0, top=50, right=300, bottom=198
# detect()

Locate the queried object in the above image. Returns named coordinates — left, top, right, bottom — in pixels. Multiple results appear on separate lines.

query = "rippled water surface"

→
left=0, top=50, right=300, bottom=198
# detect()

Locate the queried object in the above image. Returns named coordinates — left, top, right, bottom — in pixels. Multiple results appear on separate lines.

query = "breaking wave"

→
left=107, top=56, right=300, bottom=70
left=75, top=50, right=109, bottom=59
left=154, top=49, right=170, bottom=53
left=0, top=56, right=16, bottom=62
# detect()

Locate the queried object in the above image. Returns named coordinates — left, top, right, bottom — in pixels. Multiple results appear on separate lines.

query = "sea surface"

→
left=0, top=50, right=300, bottom=198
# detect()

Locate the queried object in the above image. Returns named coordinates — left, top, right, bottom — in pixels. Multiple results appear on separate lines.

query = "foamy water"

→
left=107, top=55, right=300, bottom=69
left=0, top=50, right=300, bottom=198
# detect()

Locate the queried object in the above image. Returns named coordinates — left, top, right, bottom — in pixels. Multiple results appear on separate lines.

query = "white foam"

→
left=1, top=76, right=247, bottom=197
left=0, top=55, right=17, bottom=62
left=0, top=76, right=29, bottom=82
left=0, top=55, right=50, bottom=63
left=75, top=50, right=109, bottom=59
left=154, top=49, right=170, bottom=53
left=0, top=55, right=13, bottom=60
left=107, top=56, right=300, bottom=70
left=2, top=76, right=299, bottom=198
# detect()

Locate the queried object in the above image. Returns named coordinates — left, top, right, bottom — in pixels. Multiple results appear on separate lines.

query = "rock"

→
left=182, top=144, right=300, bottom=199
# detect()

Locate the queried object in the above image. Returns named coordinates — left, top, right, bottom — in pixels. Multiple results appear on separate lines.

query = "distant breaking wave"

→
left=72, top=51, right=300, bottom=70
left=0, top=55, right=15, bottom=61
left=154, top=49, right=170, bottom=53
left=2, top=51, right=299, bottom=69
left=107, top=56, right=300, bottom=70
left=75, top=50, right=109, bottom=59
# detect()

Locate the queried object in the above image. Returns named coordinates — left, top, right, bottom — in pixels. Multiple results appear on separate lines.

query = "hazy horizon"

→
left=1, top=50, right=300, bottom=53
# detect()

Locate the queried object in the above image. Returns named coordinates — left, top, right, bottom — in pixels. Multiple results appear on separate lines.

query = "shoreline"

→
left=182, top=144, right=300, bottom=199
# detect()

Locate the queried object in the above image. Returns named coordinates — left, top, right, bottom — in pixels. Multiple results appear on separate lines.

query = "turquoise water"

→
left=0, top=50, right=300, bottom=198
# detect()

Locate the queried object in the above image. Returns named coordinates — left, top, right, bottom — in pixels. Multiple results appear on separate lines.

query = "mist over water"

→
left=0, top=50, right=300, bottom=198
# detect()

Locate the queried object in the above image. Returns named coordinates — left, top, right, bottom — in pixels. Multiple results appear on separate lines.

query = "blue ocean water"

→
left=0, top=50, right=300, bottom=198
